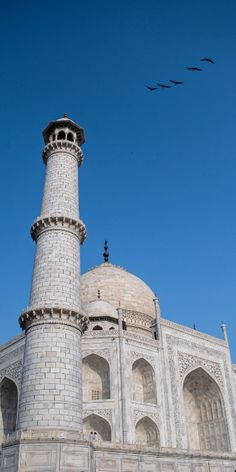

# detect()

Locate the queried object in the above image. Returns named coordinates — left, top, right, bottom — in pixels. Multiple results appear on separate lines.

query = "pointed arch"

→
left=0, top=377, right=18, bottom=443
left=82, top=354, right=110, bottom=401
left=183, top=367, right=230, bottom=452
left=83, top=414, right=111, bottom=441
left=135, top=416, right=160, bottom=446
left=132, top=358, right=157, bottom=404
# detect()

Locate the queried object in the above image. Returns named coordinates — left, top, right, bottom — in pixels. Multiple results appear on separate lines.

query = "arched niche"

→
left=82, top=354, right=110, bottom=401
left=183, top=367, right=230, bottom=452
left=93, top=325, right=103, bottom=331
left=135, top=416, right=160, bottom=446
left=83, top=414, right=111, bottom=441
left=0, top=377, right=18, bottom=443
left=132, top=358, right=157, bottom=404
left=57, top=130, right=65, bottom=140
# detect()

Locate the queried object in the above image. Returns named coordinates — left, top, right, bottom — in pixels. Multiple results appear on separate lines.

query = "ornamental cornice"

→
left=122, top=309, right=153, bottom=327
left=30, top=216, right=86, bottom=243
left=162, top=318, right=226, bottom=347
left=0, top=360, right=23, bottom=385
left=178, top=351, right=223, bottom=386
left=42, top=140, right=83, bottom=166
left=19, top=306, right=88, bottom=333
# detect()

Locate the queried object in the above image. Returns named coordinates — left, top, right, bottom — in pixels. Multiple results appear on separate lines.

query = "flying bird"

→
left=146, top=86, right=158, bottom=91
left=157, top=83, right=171, bottom=89
left=170, top=80, right=183, bottom=85
left=201, top=58, right=215, bottom=64
left=187, top=67, right=202, bottom=71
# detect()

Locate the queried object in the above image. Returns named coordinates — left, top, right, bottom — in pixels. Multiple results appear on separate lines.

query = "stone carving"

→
left=0, top=360, right=23, bottom=385
left=133, top=409, right=160, bottom=426
left=83, top=408, right=112, bottom=423
left=129, top=350, right=156, bottom=369
left=178, top=352, right=223, bottom=386
left=166, top=334, right=236, bottom=449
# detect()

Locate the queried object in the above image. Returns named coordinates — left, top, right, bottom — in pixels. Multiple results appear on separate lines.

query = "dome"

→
left=86, top=299, right=118, bottom=319
left=80, top=263, right=155, bottom=316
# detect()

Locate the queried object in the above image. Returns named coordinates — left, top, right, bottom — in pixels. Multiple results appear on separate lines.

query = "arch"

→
left=0, top=377, right=18, bottom=443
left=83, top=414, right=111, bottom=441
left=132, top=358, right=157, bottom=404
left=82, top=354, right=110, bottom=401
left=67, top=132, right=74, bottom=142
left=57, top=130, right=65, bottom=140
left=135, top=416, right=159, bottom=446
left=93, top=325, right=103, bottom=331
left=183, top=367, right=230, bottom=452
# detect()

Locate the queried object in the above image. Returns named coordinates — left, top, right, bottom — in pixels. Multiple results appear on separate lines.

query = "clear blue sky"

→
left=0, top=0, right=236, bottom=359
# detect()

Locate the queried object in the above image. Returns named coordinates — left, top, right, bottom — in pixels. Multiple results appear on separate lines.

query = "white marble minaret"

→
left=18, top=115, right=87, bottom=432
left=1, top=116, right=92, bottom=471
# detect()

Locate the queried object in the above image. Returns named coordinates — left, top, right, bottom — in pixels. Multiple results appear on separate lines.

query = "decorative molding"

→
left=178, top=352, right=224, bottom=386
left=42, top=140, right=83, bottom=166
left=19, top=306, right=88, bottom=332
left=30, top=216, right=86, bottom=243
left=0, top=360, right=23, bottom=385
left=83, top=408, right=112, bottom=423
left=84, top=329, right=119, bottom=338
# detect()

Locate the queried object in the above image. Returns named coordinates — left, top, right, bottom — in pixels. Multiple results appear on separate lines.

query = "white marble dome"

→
left=80, top=263, right=155, bottom=316
left=85, top=299, right=118, bottom=319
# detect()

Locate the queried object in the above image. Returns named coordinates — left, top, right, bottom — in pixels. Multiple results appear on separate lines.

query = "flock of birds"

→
left=146, top=57, right=215, bottom=91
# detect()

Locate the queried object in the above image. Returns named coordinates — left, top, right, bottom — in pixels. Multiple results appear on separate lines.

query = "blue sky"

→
left=0, top=0, right=236, bottom=359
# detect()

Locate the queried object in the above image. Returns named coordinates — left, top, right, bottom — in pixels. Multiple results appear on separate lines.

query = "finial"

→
left=103, top=240, right=109, bottom=262
left=97, top=290, right=101, bottom=299
left=64, top=113, right=68, bottom=118
left=193, top=322, right=196, bottom=330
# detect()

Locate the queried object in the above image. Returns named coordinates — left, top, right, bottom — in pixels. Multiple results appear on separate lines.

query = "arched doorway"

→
left=183, top=367, right=230, bottom=451
left=0, top=377, right=18, bottom=443
left=132, top=358, right=157, bottom=404
left=83, top=414, right=111, bottom=441
left=135, top=416, right=159, bottom=446
left=82, top=354, right=110, bottom=401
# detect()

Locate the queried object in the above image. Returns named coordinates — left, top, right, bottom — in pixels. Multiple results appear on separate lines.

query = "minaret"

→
left=17, top=115, right=87, bottom=432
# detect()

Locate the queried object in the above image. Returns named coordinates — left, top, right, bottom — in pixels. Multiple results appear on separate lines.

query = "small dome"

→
left=81, top=263, right=155, bottom=316
left=86, top=299, right=118, bottom=319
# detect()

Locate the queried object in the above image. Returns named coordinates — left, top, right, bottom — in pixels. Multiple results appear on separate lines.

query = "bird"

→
left=201, top=58, right=215, bottom=64
left=169, top=80, right=183, bottom=85
left=146, top=86, right=158, bottom=91
left=157, top=83, right=171, bottom=89
left=187, top=67, right=202, bottom=71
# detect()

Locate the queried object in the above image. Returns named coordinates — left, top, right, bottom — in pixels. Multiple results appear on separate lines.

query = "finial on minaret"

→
left=64, top=113, right=68, bottom=118
left=221, top=321, right=229, bottom=345
left=193, top=322, right=196, bottom=330
left=103, top=240, right=109, bottom=262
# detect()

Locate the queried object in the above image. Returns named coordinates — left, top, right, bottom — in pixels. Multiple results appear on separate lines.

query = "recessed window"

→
left=67, top=132, right=74, bottom=142
left=92, top=390, right=100, bottom=400
left=57, top=131, right=65, bottom=140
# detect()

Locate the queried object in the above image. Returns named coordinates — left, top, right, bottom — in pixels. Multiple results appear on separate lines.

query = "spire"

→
left=103, top=240, right=109, bottom=262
